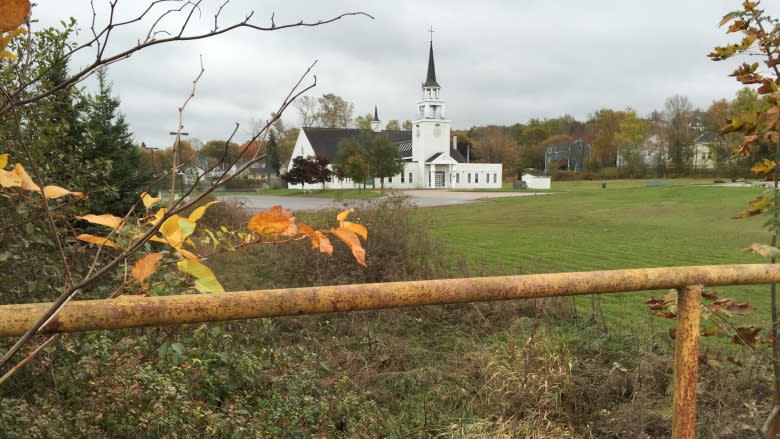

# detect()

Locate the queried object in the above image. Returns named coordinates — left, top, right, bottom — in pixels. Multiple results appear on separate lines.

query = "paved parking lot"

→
left=219, top=190, right=548, bottom=212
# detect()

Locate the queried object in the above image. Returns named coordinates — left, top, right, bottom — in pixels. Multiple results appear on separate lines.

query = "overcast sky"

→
left=32, top=1, right=778, bottom=148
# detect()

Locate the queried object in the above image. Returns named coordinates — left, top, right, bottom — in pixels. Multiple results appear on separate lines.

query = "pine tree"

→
left=83, top=68, right=149, bottom=214
left=266, top=131, right=281, bottom=176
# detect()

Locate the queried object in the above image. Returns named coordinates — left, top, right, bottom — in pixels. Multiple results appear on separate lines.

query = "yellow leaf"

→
left=0, top=168, right=21, bottom=188
left=43, top=185, right=86, bottom=200
left=336, top=208, right=354, bottom=223
left=76, top=234, right=116, bottom=248
left=0, top=153, right=7, bottom=169
left=247, top=205, right=297, bottom=237
left=750, top=158, right=775, bottom=175
left=330, top=227, right=366, bottom=267
left=159, top=215, right=196, bottom=249
left=177, top=259, right=224, bottom=293
left=141, top=192, right=161, bottom=208
left=132, top=252, right=162, bottom=285
left=13, top=164, right=39, bottom=192
left=341, top=221, right=367, bottom=240
left=150, top=207, right=166, bottom=226
left=0, top=0, right=30, bottom=32
left=187, top=201, right=219, bottom=223
left=76, top=213, right=123, bottom=229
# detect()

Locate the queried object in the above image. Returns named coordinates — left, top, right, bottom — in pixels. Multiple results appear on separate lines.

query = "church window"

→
left=493, top=173, right=497, bottom=183
left=389, top=177, right=393, bottom=183
left=475, top=173, right=479, bottom=184
left=467, top=173, right=471, bottom=183
left=401, top=173, right=405, bottom=183
left=426, top=89, right=431, bottom=98
left=409, top=172, right=413, bottom=183
left=456, top=173, right=459, bottom=183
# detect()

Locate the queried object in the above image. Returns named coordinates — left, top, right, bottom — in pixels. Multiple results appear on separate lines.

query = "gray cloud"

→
left=32, top=1, right=776, bottom=147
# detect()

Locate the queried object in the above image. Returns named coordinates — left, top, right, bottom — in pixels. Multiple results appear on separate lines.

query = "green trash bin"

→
left=601, top=183, right=607, bottom=189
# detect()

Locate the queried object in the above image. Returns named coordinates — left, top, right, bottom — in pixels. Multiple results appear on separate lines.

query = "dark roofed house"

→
left=544, top=138, right=591, bottom=173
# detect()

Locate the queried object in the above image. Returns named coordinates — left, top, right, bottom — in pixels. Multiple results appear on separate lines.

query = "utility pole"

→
left=169, top=129, right=189, bottom=199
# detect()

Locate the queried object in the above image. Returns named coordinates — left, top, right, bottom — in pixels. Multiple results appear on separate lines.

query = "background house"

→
left=544, top=138, right=591, bottom=173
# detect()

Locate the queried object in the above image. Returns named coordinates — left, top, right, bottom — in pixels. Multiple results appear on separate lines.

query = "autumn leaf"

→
left=701, top=289, right=719, bottom=300
left=316, top=231, right=333, bottom=255
left=330, top=227, right=366, bottom=267
left=247, top=205, right=297, bottom=237
left=298, top=223, right=320, bottom=249
left=701, top=326, right=721, bottom=337
left=341, top=221, right=368, bottom=240
left=141, top=192, right=161, bottom=208
left=76, top=234, right=116, bottom=248
left=0, top=153, right=7, bottom=169
left=0, top=0, right=30, bottom=32
left=0, top=168, right=21, bottom=188
left=13, top=164, right=39, bottom=192
left=336, top=208, right=354, bottom=223
left=177, top=259, right=224, bottom=293
left=708, top=298, right=754, bottom=316
left=767, top=106, right=780, bottom=129
left=159, top=215, right=195, bottom=249
left=187, top=200, right=219, bottom=223
left=132, top=252, right=162, bottom=285
left=76, top=213, right=123, bottom=229
left=42, top=185, right=86, bottom=200
left=751, top=158, right=775, bottom=175
left=732, top=325, right=761, bottom=345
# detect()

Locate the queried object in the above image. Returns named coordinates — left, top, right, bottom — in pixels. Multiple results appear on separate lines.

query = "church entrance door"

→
left=435, top=171, right=445, bottom=188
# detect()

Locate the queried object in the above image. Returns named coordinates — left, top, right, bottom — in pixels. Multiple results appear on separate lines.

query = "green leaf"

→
left=177, top=259, right=224, bottom=292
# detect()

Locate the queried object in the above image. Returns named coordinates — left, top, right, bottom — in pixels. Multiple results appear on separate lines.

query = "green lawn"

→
left=417, top=184, right=771, bottom=330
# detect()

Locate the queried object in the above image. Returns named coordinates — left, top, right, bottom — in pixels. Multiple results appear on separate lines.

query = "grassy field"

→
left=417, top=184, right=770, bottom=330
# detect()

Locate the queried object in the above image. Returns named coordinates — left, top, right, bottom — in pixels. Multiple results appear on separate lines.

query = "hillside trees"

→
left=471, top=126, right=518, bottom=172
left=663, top=95, right=696, bottom=173
left=615, top=108, right=650, bottom=175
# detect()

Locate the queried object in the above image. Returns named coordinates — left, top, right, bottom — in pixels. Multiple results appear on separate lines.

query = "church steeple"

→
left=370, top=105, right=381, bottom=132
left=423, top=41, right=440, bottom=87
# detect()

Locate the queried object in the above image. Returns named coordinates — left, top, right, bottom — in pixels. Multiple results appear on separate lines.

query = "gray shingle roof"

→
left=694, top=130, right=719, bottom=144
left=301, top=127, right=412, bottom=162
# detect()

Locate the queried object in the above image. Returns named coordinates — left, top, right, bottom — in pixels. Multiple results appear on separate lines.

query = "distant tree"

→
left=281, top=155, right=332, bottom=189
left=316, top=93, right=354, bottom=128
left=344, top=154, right=370, bottom=189
left=82, top=67, right=149, bottom=214
left=200, top=139, right=240, bottom=165
left=354, top=112, right=373, bottom=130
left=587, top=108, right=625, bottom=166
left=294, top=95, right=319, bottom=127
left=335, top=131, right=371, bottom=188
left=472, top=126, right=518, bottom=172
left=278, top=127, right=299, bottom=168
left=402, top=120, right=412, bottom=130
left=615, top=108, right=650, bottom=175
left=266, top=132, right=281, bottom=176
left=385, top=119, right=401, bottom=130
left=365, top=133, right=404, bottom=190
left=238, top=139, right=266, bottom=160
left=663, top=94, right=696, bottom=174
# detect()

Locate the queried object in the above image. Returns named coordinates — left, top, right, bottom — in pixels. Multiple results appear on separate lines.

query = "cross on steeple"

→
left=428, top=26, right=435, bottom=43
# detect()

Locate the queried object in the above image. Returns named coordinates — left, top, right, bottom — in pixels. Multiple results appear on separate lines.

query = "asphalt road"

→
left=219, top=190, right=548, bottom=213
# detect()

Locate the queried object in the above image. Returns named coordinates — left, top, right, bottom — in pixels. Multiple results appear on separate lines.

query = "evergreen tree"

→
left=83, top=68, right=148, bottom=214
left=266, top=131, right=281, bottom=176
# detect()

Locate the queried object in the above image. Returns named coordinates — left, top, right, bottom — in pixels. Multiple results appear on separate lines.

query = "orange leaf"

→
left=767, top=106, right=780, bottom=129
left=0, top=0, right=30, bottom=32
left=298, top=223, right=320, bottom=249
left=177, top=247, right=200, bottom=261
left=732, top=325, right=761, bottom=345
left=336, top=208, right=354, bottom=223
left=76, top=234, right=116, bottom=248
left=247, top=205, right=297, bottom=237
left=341, top=221, right=367, bottom=240
left=132, top=252, right=162, bottom=285
left=43, top=185, right=86, bottom=200
left=316, top=231, right=333, bottom=255
left=76, top=213, right=123, bottom=229
left=330, top=227, right=366, bottom=267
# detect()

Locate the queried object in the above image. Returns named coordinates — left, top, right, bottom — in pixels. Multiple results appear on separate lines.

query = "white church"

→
left=288, top=40, right=503, bottom=190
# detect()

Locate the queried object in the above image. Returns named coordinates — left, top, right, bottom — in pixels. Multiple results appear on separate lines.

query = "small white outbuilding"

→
left=521, top=174, right=551, bottom=190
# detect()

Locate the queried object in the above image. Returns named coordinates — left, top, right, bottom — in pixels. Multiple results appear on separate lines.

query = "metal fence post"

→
left=672, top=285, right=702, bottom=439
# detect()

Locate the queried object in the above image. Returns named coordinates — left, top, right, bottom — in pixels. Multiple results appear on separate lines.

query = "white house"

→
left=288, top=40, right=502, bottom=190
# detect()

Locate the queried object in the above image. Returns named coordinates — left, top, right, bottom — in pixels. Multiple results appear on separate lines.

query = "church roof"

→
left=423, top=41, right=440, bottom=88
left=373, top=105, right=379, bottom=122
left=302, top=127, right=412, bottom=162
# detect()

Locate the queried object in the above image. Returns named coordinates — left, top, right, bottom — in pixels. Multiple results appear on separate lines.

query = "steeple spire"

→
left=423, top=41, right=440, bottom=87
left=373, top=105, right=379, bottom=121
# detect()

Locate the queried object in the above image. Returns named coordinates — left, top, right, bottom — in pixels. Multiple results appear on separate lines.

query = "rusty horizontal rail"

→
left=0, top=263, right=778, bottom=337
